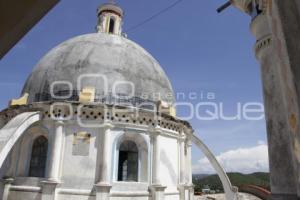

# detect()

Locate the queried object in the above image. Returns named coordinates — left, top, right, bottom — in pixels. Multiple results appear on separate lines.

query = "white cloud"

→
left=257, top=140, right=266, bottom=145
left=193, top=143, right=269, bottom=174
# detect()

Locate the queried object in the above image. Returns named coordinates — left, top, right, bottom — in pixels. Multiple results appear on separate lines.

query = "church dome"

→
left=22, top=32, right=175, bottom=105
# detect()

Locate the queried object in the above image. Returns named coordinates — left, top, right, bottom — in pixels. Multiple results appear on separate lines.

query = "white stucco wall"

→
left=8, top=191, right=42, bottom=200
left=159, top=135, right=179, bottom=191
left=60, top=124, right=98, bottom=189
left=0, top=113, right=192, bottom=200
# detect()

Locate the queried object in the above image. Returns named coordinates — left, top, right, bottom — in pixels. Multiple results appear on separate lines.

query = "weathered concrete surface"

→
left=266, top=0, right=300, bottom=198
left=0, top=103, right=196, bottom=200
left=0, top=112, right=40, bottom=170
left=251, top=12, right=298, bottom=198
left=22, top=33, right=175, bottom=104
left=231, top=0, right=300, bottom=199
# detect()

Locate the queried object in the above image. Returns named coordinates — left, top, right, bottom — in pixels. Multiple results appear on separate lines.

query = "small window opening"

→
left=109, top=18, right=115, bottom=34
left=118, top=141, right=138, bottom=182
left=29, top=136, right=48, bottom=177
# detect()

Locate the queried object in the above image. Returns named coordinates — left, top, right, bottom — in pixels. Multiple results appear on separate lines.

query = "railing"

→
left=239, top=185, right=271, bottom=200
left=34, top=91, right=157, bottom=110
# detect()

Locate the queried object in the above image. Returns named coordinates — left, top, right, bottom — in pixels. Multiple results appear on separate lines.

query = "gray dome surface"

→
left=22, top=33, right=174, bottom=105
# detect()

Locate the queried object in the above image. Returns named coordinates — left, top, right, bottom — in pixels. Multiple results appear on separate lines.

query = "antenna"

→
left=217, top=1, right=232, bottom=13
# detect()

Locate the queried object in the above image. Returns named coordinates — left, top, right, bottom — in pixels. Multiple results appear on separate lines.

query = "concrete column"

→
left=178, top=133, right=187, bottom=200
left=179, top=136, right=186, bottom=184
left=95, top=122, right=113, bottom=200
left=149, top=127, right=166, bottom=200
left=267, top=1, right=300, bottom=198
left=41, top=181, right=59, bottom=200
left=42, top=120, right=64, bottom=200
left=185, top=138, right=193, bottom=185
left=2, top=178, right=13, bottom=200
left=178, top=185, right=186, bottom=200
left=150, top=129, right=161, bottom=185
left=179, top=136, right=194, bottom=200
left=188, top=186, right=194, bottom=200
left=230, top=0, right=300, bottom=199
left=149, top=185, right=167, bottom=200
left=47, top=120, right=64, bottom=182
left=178, top=185, right=194, bottom=200
left=186, top=138, right=194, bottom=200
left=251, top=10, right=298, bottom=199
left=231, top=1, right=300, bottom=198
left=95, top=183, right=112, bottom=200
left=98, top=122, right=113, bottom=184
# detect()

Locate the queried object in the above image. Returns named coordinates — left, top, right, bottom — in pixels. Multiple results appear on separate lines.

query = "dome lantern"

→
left=96, top=0, right=124, bottom=35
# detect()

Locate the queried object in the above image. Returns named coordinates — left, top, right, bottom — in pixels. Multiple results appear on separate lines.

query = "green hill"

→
left=193, top=172, right=270, bottom=193
left=251, top=172, right=270, bottom=183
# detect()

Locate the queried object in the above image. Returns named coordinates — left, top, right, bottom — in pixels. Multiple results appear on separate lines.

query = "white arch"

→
left=0, top=112, right=40, bottom=170
left=113, top=132, right=149, bottom=182
left=192, top=133, right=239, bottom=200
left=18, top=125, right=49, bottom=177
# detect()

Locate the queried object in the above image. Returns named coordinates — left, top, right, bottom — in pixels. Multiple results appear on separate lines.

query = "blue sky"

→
left=0, top=0, right=268, bottom=173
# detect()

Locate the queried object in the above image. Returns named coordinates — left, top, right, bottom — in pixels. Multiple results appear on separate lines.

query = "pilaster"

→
left=41, top=180, right=60, bottom=200
left=47, top=120, right=64, bottom=182
left=2, top=178, right=13, bottom=200
left=95, top=182, right=112, bottom=200
left=185, top=136, right=193, bottom=185
left=179, top=133, right=186, bottom=184
left=178, top=184, right=194, bottom=200
left=96, top=121, right=114, bottom=200
left=149, top=126, right=162, bottom=185
left=149, top=184, right=167, bottom=200
left=149, top=126, right=167, bottom=200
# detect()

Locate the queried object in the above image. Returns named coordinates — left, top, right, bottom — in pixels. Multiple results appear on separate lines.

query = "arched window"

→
left=118, top=140, right=138, bottom=182
left=29, top=136, right=48, bottom=177
left=109, top=17, right=115, bottom=33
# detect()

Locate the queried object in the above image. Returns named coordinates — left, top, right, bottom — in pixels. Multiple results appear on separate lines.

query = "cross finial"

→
left=109, top=0, right=116, bottom=4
